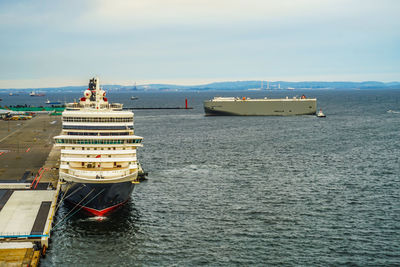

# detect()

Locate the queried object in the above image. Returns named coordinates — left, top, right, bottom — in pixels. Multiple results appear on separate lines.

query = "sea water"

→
left=2, top=89, right=399, bottom=266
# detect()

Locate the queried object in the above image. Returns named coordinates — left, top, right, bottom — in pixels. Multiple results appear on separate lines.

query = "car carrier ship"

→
left=204, top=95, right=317, bottom=116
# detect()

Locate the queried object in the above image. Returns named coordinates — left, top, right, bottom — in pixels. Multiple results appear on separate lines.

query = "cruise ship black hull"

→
left=64, top=181, right=135, bottom=216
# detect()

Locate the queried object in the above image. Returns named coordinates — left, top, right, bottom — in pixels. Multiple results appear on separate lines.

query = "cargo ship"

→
left=54, top=77, right=143, bottom=216
left=204, top=95, right=317, bottom=116
left=30, top=91, right=45, bottom=97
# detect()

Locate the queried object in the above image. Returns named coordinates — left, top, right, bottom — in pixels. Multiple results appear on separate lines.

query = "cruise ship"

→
left=54, top=77, right=143, bottom=216
left=204, top=95, right=317, bottom=116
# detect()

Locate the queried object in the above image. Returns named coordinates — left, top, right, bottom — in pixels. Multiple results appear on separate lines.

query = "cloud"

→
left=0, top=0, right=399, bottom=87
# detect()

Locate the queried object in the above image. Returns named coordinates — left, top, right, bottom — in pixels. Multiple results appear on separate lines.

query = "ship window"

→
left=94, top=148, right=97, bottom=150
left=72, top=147, right=75, bottom=150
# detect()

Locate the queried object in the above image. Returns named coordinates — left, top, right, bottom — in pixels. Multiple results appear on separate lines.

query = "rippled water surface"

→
left=4, top=89, right=398, bottom=266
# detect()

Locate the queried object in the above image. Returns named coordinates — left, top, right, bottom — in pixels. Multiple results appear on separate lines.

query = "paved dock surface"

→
left=0, top=191, right=54, bottom=235
left=0, top=115, right=61, bottom=183
left=0, top=115, right=62, bottom=266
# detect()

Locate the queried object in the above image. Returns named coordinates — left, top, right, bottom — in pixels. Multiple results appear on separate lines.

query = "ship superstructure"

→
left=54, top=77, right=143, bottom=216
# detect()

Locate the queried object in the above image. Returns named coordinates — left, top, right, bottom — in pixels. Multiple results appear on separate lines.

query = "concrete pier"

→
left=0, top=115, right=61, bottom=266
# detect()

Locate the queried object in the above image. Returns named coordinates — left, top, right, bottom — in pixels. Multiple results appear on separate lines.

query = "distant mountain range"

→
left=2, top=81, right=400, bottom=92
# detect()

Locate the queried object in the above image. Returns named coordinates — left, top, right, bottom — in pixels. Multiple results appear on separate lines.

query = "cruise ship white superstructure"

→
left=54, top=77, right=143, bottom=216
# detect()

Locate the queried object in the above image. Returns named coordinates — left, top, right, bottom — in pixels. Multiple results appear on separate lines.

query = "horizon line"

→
left=0, top=79, right=399, bottom=90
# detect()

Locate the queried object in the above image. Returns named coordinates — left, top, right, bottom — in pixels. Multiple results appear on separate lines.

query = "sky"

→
left=0, top=0, right=399, bottom=88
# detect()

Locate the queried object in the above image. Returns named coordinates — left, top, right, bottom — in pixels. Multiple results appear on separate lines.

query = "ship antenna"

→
left=95, top=77, right=100, bottom=109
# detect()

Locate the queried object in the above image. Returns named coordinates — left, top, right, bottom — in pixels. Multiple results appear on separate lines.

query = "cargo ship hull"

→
left=204, top=98, right=317, bottom=116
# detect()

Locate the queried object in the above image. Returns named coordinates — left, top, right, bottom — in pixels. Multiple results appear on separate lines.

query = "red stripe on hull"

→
left=80, top=201, right=127, bottom=216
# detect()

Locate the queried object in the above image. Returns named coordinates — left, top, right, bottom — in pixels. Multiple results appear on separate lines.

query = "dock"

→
left=123, top=97, right=193, bottom=110
left=124, top=107, right=193, bottom=110
left=0, top=115, right=61, bottom=266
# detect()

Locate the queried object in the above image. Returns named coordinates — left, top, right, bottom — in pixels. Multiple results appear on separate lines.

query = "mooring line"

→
left=55, top=184, right=85, bottom=213
left=53, top=188, right=105, bottom=230
left=53, top=188, right=95, bottom=229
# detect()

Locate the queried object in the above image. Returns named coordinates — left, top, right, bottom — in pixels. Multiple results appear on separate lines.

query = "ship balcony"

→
left=60, top=164, right=137, bottom=170
left=53, top=135, right=143, bottom=146
left=62, top=122, right=133, bottom=127
left=65, top=103, right=123, bottom=110
left=56, top=143, right=143, bottom=148
left=59, top=165, right=138, bottom=181
left=61, top=156, right=137, bottom=162
left=61, top=149, right=136, bottom=155
left=60, top=155, right=137, bottom=161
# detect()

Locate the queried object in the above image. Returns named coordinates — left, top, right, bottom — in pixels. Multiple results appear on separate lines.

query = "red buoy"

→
left=185, top=98, right=188, bottom=109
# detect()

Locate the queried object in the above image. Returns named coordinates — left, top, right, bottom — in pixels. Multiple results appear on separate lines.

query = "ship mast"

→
left=95, top=77, right=101, bottom=109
